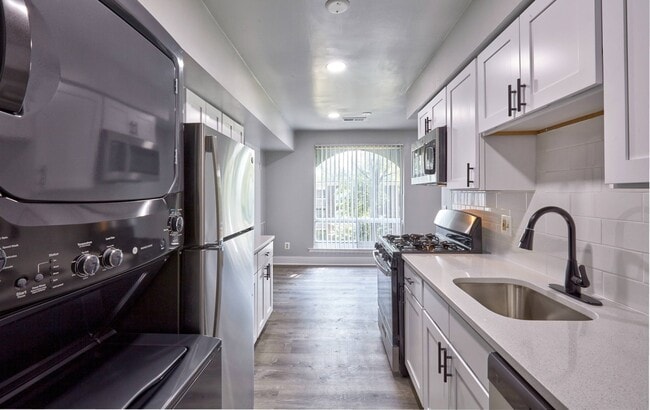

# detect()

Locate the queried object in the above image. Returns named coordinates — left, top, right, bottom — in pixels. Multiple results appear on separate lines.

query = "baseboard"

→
left=274, top=255, right=374, bottom=266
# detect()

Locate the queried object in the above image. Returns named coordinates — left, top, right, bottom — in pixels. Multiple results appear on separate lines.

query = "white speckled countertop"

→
left=402, top=254, right=649, bottom=410
left=254, top=235, right=274, bottom=254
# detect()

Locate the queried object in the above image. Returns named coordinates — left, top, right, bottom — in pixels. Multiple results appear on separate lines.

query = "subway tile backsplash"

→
left=443, top=117, right=649, bottom=314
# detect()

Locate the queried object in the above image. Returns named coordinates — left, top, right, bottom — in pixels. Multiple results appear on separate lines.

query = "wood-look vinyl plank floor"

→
left=254, top=265, right=419, bottom=409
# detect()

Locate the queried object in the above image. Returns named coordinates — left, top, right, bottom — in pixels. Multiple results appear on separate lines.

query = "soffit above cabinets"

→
left=202, top=0, right=472, bottom=131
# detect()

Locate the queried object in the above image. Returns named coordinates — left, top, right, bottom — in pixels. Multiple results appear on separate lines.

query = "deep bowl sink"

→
left=453, top=279, right=593, bottom=321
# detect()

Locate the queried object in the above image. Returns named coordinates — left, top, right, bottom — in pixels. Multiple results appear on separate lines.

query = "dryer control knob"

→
left=0, top=249, right=6, bottom=271
left=102, top=247, right=123, bottom=268
left=73, top=254, right=100, bottom=278
left=168, top=215, right=184, bottom=233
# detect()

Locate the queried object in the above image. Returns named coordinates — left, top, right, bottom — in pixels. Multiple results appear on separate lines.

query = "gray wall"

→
left=264, top=129, right=442, bottom=264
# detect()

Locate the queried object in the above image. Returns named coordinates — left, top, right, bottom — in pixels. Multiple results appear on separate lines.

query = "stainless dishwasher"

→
left=488, top=353, right=553, bottom=409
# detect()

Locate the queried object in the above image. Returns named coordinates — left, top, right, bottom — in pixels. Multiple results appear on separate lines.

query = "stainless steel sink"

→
left=454, top=279, right=593, bottom=321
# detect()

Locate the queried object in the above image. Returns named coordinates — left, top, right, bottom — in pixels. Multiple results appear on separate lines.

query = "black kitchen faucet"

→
left=518, top=206, right=602, bottom=306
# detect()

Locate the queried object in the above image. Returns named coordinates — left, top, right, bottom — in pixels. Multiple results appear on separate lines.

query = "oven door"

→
left=374, top=250, right=399, bottom=372
left=0, top=0, right=181, bottom=203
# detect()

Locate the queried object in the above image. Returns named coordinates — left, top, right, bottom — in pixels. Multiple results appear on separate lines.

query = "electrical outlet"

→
left=500, top=215, right=512, bottom=235
left=284, top=242, right=290, bottom=250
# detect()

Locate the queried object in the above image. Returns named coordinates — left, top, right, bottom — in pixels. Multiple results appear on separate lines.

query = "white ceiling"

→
left=202, top=0, right=472, bottom=131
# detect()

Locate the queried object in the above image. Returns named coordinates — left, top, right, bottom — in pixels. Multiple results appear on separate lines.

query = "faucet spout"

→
left=518, top=206, right=602, bottom=306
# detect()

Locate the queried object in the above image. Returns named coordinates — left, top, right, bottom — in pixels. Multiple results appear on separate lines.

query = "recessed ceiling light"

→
left=328, top=112, right=340, bottom=119
left=361, top=112, right=372, bottom=116
left=326, top=60, right=346, bottom=73
left=325, top=0, right=350, bottom=14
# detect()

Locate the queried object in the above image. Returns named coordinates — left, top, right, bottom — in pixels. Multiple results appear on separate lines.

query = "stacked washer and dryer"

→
left=0, top=1, right=239, bottom=407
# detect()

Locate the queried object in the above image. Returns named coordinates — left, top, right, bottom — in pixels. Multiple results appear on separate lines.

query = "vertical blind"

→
left=314, top=144, right=403, bottom=249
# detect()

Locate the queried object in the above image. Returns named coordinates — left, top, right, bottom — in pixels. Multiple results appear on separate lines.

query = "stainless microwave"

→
left=411, top=126, right=447, bottom=185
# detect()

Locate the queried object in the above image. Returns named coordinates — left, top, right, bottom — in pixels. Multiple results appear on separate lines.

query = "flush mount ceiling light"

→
left=326, top=60, right=347, bottom=73
left=328, top=112, right=341, bottom=119
left=325, top=0, right=350, bottom=14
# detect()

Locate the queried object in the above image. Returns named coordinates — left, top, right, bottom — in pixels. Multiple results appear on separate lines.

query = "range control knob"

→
left=73, top=254, right=100, bottom=278
left=101, top=247, right=124, bottom=268
left=0, top=249, right=6, bottom=271
left=168, top=215, right=184, bottom=233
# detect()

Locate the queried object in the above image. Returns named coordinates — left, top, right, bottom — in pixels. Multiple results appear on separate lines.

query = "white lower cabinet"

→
left=404, top=264, right=490, bottom=409
left=254, top=241, right=274, bottom=341
left=404, top=286, right=424, bottom=403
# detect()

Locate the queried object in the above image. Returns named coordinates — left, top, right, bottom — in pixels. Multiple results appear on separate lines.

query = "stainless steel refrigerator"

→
left=182, top=123, right=254, bottom=409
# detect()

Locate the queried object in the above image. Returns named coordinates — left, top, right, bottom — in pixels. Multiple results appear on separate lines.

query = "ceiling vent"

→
left=342, top=116, right=366, bottom=122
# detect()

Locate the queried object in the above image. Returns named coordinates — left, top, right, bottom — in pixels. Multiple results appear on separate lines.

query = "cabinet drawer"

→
left=449, top=309, right=493, bottom=389
left=423, top=283, right=449, bottom=338
left=403, top=264, right=423, bottom=304
left=256, top=242, right=273, bottom=272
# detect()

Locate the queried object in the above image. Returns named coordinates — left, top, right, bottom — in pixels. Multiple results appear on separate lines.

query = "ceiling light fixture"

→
left=328, top=112, right=341, bottom=119
left=326, top=60, right=346, bottom=73
left=325, top=0, right=350, bottom=14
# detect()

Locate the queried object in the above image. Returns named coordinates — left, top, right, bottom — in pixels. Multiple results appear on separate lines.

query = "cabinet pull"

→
left=424, top=117, right=430, bottom=134
left=405, top=277, right=414, bottom=285
left=264, top=251, right=271, bottom=256
left=437, top=342, right=444, bottom=374
left=507, top=84, right=517, bottom=117
left=264, top=264, right=271, bottom=279
left=517, top=78, right=527, bottom=112
left=442, top=349, right=452, bottom=383
left=466, top=163, right=474, bottom=187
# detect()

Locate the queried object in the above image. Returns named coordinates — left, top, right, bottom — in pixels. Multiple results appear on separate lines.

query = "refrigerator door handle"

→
left=212, top=247, right=224, bottom=336
left=207, top=135, right=223, bottom=243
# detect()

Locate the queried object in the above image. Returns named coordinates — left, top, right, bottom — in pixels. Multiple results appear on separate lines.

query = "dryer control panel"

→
left=0, top=193, right=183, bottom=315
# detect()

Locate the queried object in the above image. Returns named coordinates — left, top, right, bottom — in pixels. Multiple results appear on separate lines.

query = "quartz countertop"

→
left=254, top=235, right=274, bottom=254
left=402, top=254, right=648, bottom=410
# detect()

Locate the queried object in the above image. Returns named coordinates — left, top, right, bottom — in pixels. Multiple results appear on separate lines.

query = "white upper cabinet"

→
left=603, top=0, right=649, bottom=185
left=447, top=61, right=479, bottom=189
left=477, top=21, right=521, bottom=132
left=185, top=88, right=244, bottom=143
left=478, top=0, right=602, bottom=134
left=203, top=102, right=223, bottom=133
left=418, top=88, right=447, bottom=139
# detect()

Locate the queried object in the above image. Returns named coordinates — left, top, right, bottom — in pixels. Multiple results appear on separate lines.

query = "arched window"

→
left=314, top=144, right=403, bottom=249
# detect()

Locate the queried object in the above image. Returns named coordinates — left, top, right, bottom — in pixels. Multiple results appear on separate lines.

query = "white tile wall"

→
left=444, top=117, right=649, bottom=314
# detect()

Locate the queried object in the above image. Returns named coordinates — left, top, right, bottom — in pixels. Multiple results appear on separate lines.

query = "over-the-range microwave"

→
left=411, top=126, right=447, bottom=185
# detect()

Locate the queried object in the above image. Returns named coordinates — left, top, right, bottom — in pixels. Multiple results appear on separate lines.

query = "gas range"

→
left=375, top=209, right=483, bottom=262
left=377, top=232, right=469, bottom=256
left=374, top=209, right=482, bottom=376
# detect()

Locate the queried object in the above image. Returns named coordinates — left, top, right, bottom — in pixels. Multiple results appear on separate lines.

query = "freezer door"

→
left=181, top=249, right=219, bottom=337
left=209, top=134, right=255, bottom=240
left=183, top=125, right=254, bottom=245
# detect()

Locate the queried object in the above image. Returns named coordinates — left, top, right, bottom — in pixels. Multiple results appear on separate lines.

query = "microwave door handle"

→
left=0, top=0, right=31, bottom=114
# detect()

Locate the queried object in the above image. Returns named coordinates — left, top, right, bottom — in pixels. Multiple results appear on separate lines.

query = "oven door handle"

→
left=373, top=250, right=392, bottom=276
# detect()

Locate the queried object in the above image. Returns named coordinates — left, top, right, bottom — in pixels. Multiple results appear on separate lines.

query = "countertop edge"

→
left=254, top=235, right=275, bottom=254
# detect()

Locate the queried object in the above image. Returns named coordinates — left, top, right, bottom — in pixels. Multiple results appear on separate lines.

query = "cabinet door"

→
left=418, top=100, right=434, bottom=139
left=185, top=89, right=203, bottom=123
left=204, top=102, right=222, bottom=132
left=404, top=287, right=424, bottom=403
left=263, top=262, right=273, bottom=320
left=448, top=344, right=489, bottom=410
left=447, top=60, right=479, bottom=190
left=253, top=272, right=258, bottom=341
left=232, top=121, right=245, bottom=144
left=430, top=88, right=447, bottom=130
left=603, top=0, right=649, bottom=184
left=256, top=268, right=265, bottom=335
left=477, top=20, right=520, bottom=133
left=520, top=0, right=601, bottom=112
left=423, top=311, right=450, bottom=410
